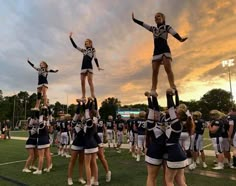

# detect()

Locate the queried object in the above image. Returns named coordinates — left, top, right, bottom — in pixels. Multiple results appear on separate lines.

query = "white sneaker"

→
left=132, top=153, right=137, bottom=158
left=22, top=168, right=31, bottom=173
left=202, top=162, right=207, bottom=168
left=212, top=165, right=224, bottom=170
left=92, top=181, right=99, bottom=186
left=189, top=163, right=196, bottom=170
left=33, top=170, right=42, bottom=175
left=106, top=171, right=111, bottom=182
left=230, top=164, right=236, bottom=169
left=196, top=158, right=200, bottom=164
left=91, top=177, right=95, bottom=185
left=136, top=155, right=140, bottom=162
left=116, top=150, right=121, bottom=153
left=29, top=166, right=38, bottom=170
left=31, top=107, right=39, bottom=111
left=78, top=178, right=86, bottom=184
left=66, top=154, right=71, bottom=158
left=43, top=163, right=53, bottom=172
left=68, top=178, right=73, bottom=185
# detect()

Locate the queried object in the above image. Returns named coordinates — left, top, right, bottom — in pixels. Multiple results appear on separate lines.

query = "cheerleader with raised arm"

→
left=69, top=32, right=103, bottom=100
left=132, top=12, right=187, bottom=96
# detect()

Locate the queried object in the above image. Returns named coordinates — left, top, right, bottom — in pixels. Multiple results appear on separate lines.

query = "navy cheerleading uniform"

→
left=132, top=17, right=184, bottom=62
left=69, top=37, right=100, bottom=74
left=145, top=95, right=166, bottom=166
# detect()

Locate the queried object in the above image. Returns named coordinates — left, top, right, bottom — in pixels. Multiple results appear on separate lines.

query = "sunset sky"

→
left=1, top=0, right=236, bottom=107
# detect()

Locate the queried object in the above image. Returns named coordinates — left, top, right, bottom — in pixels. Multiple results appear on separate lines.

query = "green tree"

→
left=99, top=97, right=121, bottom=120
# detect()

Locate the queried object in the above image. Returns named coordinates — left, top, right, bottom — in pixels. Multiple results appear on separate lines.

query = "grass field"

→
left=1, top=138, right=236, bottom=186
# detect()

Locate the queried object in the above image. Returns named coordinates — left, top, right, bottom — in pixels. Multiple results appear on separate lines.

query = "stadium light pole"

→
left=221, top=58, right=234, bottom=101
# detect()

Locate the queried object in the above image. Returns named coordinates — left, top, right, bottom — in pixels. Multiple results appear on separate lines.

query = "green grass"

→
left=10, top=130, right=28, bottom=138
left=0, top=139, right=236, bottom=186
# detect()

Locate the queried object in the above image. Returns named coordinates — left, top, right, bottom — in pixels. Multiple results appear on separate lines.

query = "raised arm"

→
left=132, top=12, right=153, bottom=32
left=69, top=32, right=84, bottom=52
left=27, top=58, right=38, bottom=71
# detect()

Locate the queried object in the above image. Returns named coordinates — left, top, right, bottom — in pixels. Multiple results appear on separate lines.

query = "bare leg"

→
left=35, top=87, right=42, bottom=108
left=44, top=148, right=52, bottom=169
left=81, top=74, right=86, bottom=99
left=97, top=147, right=109, bottom=172
left=165, top=167, right=178, bottom=186
left=151, top=61, right=161, bottom=91
left=163, top=56, right=176, bottom=89
left=42, top=86, right=48, bottom=107
left=37, top=149, right=45, bottom=171
left=146, top=164, right=160, bottom=186
left=24, top=149, right=35, bottom=169
left=78, top=151, right=85, bottom=179
left=87, top=73, right=95, bottom=98
left=91, top=153, right=98, bottom=183
left=174, top=169, right=187, bottom=186
left=68, top=150, right=79, bottom=178
left=84, top=154, right=92, bottom=185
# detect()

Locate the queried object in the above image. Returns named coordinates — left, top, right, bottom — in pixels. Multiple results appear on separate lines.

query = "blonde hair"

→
left=40, top=61, right=48, bottom=69
left=209, top=110, right=221, bottom=120
left=193, top=111, right=202, bottom=119
left=155, top=12, right=166, bottom=24
left=85, top=38, right=93, bottom=47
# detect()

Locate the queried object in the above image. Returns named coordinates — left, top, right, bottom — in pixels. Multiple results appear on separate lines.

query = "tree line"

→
left=0, top=88, right=234, bottom=127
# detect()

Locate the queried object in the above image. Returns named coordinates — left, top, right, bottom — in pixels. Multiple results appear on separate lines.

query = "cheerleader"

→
left=83, top=98, right=99, bottom=186
left=67, top=100, right=86, bottom=185
left=27, top=58, right=58, bottom=110
left=69, top=32, right=103, bottom=100
left=145, top=91, right=166, bottom=186
left=164, top=89, right=194, bottom=186
left=22, top=114, right=38, bottom=173
left=33, top=109, right=52, bottom=174
left=132, top=12, right=187, bottom=96
left=93, top=97, right=112, bottom=183
left=178, top=104, right=194, bottom=166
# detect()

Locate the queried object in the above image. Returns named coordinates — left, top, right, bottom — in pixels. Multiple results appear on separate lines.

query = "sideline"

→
left=185, top=169, right=236, bottom=181
left=0, top=175, right=28, bottom=186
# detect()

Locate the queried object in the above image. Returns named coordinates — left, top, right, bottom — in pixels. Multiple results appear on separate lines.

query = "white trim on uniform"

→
left=166, top=159, right=188, bottom=169
left=84, top=147, right=98, bottom=154
left=152, top=53, right=172, bottom=62
left=37, top=144, right=50, bottom=149
left=145, top=155, right=162, bottom=166
left=71, top=145, right=83, bottom=151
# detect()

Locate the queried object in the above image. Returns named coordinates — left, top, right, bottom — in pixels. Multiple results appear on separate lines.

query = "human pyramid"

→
left=22, top=11, right=196, bottom=186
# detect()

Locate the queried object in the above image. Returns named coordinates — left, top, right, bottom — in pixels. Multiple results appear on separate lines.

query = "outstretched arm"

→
left=167, top=26, right=188, bottom=42
left=48, top=69, right=59, bottom=73
left=27, top=58, right=38, bottom=71
left=132, top=12, right=153, bottom=32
